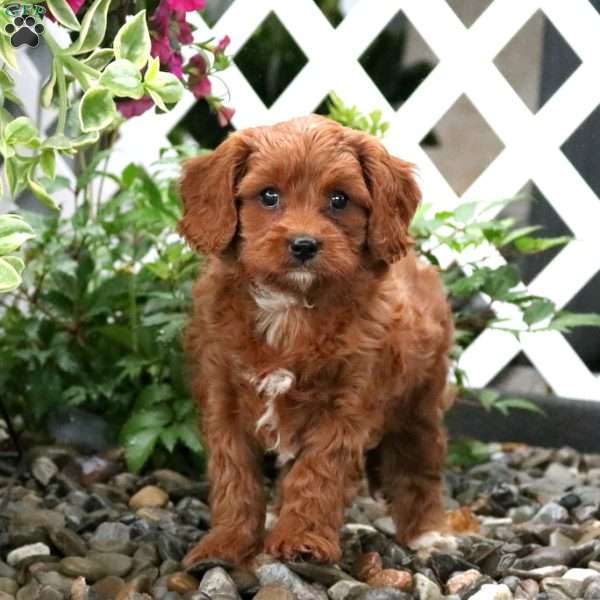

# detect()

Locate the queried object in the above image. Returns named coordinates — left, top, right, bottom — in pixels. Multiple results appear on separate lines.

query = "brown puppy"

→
left=179, top=115, right=454, bottom=566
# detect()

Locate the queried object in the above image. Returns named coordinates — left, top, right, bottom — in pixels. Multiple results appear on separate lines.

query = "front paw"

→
left=183, top=527, right=259, bottom=567
left=264, top=519, right=341, bottom=563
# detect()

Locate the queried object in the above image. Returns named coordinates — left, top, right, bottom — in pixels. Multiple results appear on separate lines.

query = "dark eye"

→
left=260, top=188, right=280, bottom=208
left=329, top=190, right=349, bottom=211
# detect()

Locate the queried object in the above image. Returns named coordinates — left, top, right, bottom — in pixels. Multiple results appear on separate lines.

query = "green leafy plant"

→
left=326, top=93, right=390, bottom=138
left=411, top=198, right=600, bottom=350
left=0, top=148, right=203, bottom=472
left=0, top=7, right=184, bottom=209
left=446, top=437, right=492, bottom=468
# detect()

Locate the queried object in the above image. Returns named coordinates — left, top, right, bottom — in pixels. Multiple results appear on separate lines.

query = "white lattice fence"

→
left=8, top=0, right=600, bottom=400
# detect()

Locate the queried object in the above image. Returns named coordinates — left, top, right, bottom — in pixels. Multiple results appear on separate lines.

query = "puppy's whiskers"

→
left=286, top=269, right=315, bottom=292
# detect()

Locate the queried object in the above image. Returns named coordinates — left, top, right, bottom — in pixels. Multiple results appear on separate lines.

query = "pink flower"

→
left=165, top=0, right=205, bottom=12
left=191, top=77, right=212, bottom=99
left=214, top=35, right=230, bottom=54
left=167, top=52, right=184, bottom=79
left=187, top=53, right=208, bottom=77
left=151, top=0, right=170, bottom=32
left=151, top=34, right=173, bottom=64
left=176, top=14, right=193, bottom=44
left=117, top=96, right=154, bottom=118
left=150, top=2, right=193, bottom=79
left=217, top=105, right=235, bottom=127
left=186, top=53, right=211, bottom=98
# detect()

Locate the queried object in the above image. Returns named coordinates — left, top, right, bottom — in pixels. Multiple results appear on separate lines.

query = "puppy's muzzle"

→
left=288, top=235, right=321, bottom=263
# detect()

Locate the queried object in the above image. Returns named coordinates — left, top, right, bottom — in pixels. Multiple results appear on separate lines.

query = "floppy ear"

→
left=178, top=132, right=252, bottom=254
left=351, top=134, right=421, bottom=264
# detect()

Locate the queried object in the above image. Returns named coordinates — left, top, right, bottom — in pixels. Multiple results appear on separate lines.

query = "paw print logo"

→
left=5, top=15, right=44, bottom=48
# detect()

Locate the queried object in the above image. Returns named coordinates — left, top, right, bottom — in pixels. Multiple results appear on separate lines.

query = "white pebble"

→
left=327, top=580, right=368, bottom=600
left=7, top=542, right=50, bottom=566
left=468, top=583, right=513, bottom=600
left=341, top=523, right=377, bottom=535
left=413, top=573, right=442, bottom=600
left=563, top=568, right=600, bottom=582
left=408, top=530, right=458, bottom=553
left=373, top=516, right=396, bottom=536
left=526, top=565, right=568, bottom=578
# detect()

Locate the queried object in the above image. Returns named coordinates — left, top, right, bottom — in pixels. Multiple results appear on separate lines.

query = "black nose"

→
left=289, top=236, right=320, bottom=262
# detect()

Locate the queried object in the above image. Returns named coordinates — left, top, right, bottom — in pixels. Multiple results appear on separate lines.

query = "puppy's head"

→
left=179, top=116, right=420, bottom=289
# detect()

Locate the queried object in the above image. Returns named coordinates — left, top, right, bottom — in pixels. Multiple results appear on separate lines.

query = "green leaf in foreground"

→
left=513, top=235, right=571, bottom=254
left=0, top=256, right=24, bottom=292
left=99, top=59, right=144, bottom=99
left=144, top=71, right=183, bottom=110
left=493, top=398, right=546, bottom=417
left=27, top=176, right=60, bottom=210
left=4, top=116, right=37, bottom=145
left=46, top=0, right=81, bottom=30
left=121, top=406, right=172, bottom=440
left=447, top=438, right=491, bottom=468
left=176, top=421, right=203, bottom=454
left=549, top=311, right=600, bottom=333
left=523, top=298, right=555, bottom=326
left=113, top=10, right=151, bottom=70
left=125, top=428, right=160, bottom=473
left=66, top=0, right=111, bottom=55
left=79, top=87, right=116, bottom=132
left=84, top=48, right=114, bottom=71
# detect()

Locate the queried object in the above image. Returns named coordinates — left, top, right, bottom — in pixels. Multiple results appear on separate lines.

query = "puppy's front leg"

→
left=264, top=408, right=366, bottom=563
left=183, top=403, right=265, bottom=566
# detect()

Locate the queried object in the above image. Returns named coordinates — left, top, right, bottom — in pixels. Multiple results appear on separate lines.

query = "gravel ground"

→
left=0, top=443, right=600, bottom=600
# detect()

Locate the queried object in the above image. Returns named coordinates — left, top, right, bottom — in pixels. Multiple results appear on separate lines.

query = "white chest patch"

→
left=251, top=284, right=309, bottom=349
left=253, top=368, right=295, bottom=454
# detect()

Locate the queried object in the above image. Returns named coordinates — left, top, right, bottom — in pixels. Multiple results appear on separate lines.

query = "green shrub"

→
left=0, top=147, right=203, bottom=472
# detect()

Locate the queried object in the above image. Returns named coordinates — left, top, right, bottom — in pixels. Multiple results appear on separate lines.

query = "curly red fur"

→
left=179, top=116, right=454, bottom=566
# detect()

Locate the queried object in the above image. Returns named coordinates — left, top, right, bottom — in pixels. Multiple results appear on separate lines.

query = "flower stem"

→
left=43, top=31, right=68, bottom=135
left=55, top=66, right=68, bottom=135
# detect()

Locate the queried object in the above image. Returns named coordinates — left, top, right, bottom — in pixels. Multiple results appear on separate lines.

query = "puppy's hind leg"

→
left=380, top=378, right=452, bottom=551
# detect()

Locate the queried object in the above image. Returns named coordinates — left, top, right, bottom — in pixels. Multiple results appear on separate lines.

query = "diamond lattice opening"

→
left=202, top=0, right=233, bottom=27
left=359, top=10, right=438, bottom=111
left=313, top=94, right=335, bottom=117
left=420, top=95, right=504, bottom=196
left=169, top=101, right=233, bottom=149
left=490, top=352, right=550, bottom=396
left=446, top=0, right=492, bottom=28
left=561, top=104, right=600, bottom=199
left=520, top=186, right=574, bottom=285
left=494, top=11, right=581, bottom=114
left=313, top=0, right=344, bottom=28
left=234, top=12, right=308, bottom=108
left=560, top=272, right=600, bottom=372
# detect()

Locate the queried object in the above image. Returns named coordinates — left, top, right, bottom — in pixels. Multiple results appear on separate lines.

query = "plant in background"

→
left=0, top=147, right=203, bottom=472
left=0, top=0, right=234, bottom=471
left=327, top=94, right=600, bottom=420
left=326, top=92, right=389, bottom=138
left=410, top=198, right=600, bottom=388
